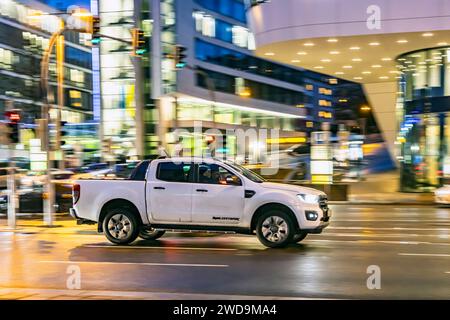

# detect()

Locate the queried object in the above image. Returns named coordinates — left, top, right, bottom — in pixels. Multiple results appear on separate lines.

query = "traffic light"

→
left=60, top=121, right=68, bottom=146
left=174, top=45, right=187, bottom=69
left=91, top=16, right=101, bottom=45
left=131, top=28, right=147, bottom=55
left=4, top=110, right=20, bottom=144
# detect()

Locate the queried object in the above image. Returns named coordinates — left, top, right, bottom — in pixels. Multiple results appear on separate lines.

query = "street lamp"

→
left=30, top=9, right=94, bottom=226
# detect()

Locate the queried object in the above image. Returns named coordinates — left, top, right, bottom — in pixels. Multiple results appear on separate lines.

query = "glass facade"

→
left=397, top=47, right=450, bottom=192
left=196, top=67, right=311, bottom=106
left=193, top=11, right=255, bottom=50
left=95, top=0, right=338, bottom=161
left=194, top=0, right=246, bottom=23
left=98, top=0, right=138, bottom=160
left=175, top=100, right=297, bottom=132
left=0, top=0, right=93, bottom=153
left=195, top=39, right=306, bottom=86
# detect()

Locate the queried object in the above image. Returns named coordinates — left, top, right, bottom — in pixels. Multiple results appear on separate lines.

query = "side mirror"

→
left=224, top=175, right=241, bottom=186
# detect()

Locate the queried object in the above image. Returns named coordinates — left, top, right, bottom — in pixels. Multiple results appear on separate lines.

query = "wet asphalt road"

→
left=0, top=204, right=449, bottom=299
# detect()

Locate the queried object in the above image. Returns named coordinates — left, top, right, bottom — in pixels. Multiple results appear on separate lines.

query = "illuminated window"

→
left=329, top=78, right=338, bottom=85
left=318, top=111, right=333, bottom=118
left=247, top=33, right=256, bottom=50
left=232, top=25, right=248, bottom=48
left=306, top=121, right=314, bottom=128
left=306, top=84, right=314, bottom=91
left=202, top=15, right=215, bottom=37
left=319, top=100, right=332, bottom=107
left=70, top=69, right=85, bottom=84
left=193, top=11, right=216, bottom=37
left=319, top=87, right=333, bottom=95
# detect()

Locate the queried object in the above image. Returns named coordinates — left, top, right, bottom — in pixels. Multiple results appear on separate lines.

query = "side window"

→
left=198, top=163, right=242, bottom=185
left=129, top=161, right=151, bottom=181
left=157, top=162, right=193, bottom=183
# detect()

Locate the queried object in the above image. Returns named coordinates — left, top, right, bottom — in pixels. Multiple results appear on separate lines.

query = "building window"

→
left=319, top=87, right=333, bottom=95
left=193, top=11, right=215, bottom=37
left=231, top=25, right=248, bottom=48
left=319, top=100, right=332, bottom=107
left=195, top=0, right=246, bottom=23
left=195, top=39, right=312, bottom=87
left=193, top=11, right=254, bottom=50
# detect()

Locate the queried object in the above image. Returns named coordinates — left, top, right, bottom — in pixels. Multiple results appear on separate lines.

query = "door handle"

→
left=154, top=186, right=165, bottom=190
left=196, top=189, right=208, bottom=192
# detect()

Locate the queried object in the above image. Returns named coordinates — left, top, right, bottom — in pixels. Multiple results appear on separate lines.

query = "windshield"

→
left=224, top=161, right=266, bottom=183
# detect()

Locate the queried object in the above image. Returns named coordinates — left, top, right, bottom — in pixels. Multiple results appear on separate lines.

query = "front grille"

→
left=319, top=195, right=328, bottom=210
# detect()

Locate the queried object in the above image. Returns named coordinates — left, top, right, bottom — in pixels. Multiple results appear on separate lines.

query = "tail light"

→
left=73, top=184, right=80, bottom=205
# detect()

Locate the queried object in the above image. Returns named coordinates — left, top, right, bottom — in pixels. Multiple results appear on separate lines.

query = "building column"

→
left=362, top=81, right=398, bottom=166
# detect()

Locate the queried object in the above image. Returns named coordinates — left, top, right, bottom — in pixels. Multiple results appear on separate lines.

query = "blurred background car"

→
left=434, top=184, right=450, bottom=205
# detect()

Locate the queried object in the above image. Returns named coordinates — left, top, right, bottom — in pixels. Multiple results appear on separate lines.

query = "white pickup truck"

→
left=70, top=157, right=331, bottom=248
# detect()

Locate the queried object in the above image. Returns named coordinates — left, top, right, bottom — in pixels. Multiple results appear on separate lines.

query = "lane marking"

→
left=40, top=260, right=229, bottom=268
left=398, top=253, right=450, bottom=258
left=322, top=232, right=449, bottom=238
left=83, top=245, right=237, bottom=251
left=329, top=226, right=450, bottom=231
left=332, top=219, right=449, bottom=222
left=306, top=239, right=450, bottom=246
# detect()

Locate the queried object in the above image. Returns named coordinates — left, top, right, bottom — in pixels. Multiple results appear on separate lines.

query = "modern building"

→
left=0, top=0, right=94, bottom=160
left=246, top=0, right=450, bottom=191
left=94, top=0, right=360, bottom=162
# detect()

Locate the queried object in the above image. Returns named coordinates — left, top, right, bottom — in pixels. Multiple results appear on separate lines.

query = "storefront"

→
left=397, top=47, right=450, bottom=192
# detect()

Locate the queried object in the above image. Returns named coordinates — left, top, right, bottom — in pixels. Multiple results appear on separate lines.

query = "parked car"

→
left=70, top=157, right=331, bottom=248
left=0, top=182, right=73, bottom=214
left=435, top=185, right=450, bottom=205
left=0, top=168, right=25, bottom=190
left=20, top=170, right=74, bottom=188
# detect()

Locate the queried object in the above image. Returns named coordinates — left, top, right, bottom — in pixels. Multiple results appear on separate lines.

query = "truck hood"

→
left=260, top=182, right=325, bottom=196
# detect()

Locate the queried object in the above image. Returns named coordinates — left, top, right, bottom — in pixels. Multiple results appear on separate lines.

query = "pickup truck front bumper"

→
left=301, top=205, right=331, bottom=234
left=302, top=221, right=329, bottom=234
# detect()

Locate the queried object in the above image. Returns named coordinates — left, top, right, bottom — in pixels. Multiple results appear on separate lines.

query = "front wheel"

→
left=103, top=208, right=140, bottom=245
left=256, top=210, right=295, bottom=248
left=139, top=228, right=166, bottom=240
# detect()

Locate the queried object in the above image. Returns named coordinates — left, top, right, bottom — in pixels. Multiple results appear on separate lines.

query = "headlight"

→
left=297, top=194, right=319, bottom=204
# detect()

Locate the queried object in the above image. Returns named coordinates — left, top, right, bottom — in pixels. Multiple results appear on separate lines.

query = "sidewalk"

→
left=0, top=217, right=97, bottom=235
left=343, top=170, right=435, bottom=205
left=0, top=287, right=313, bottom=300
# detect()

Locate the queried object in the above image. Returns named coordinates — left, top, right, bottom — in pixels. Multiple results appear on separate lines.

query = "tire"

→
left=256, top=209, right=295, bottom=248
left=103, top=208, right=140, bottom=245
left=139, top=228, right=166, bottom=240
left=292, top=232, right=307, bottom=243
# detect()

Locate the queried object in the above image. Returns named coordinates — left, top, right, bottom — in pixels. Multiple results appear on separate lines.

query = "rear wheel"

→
left=256, top=209, right=295, bottom=248
left=139, top=228, right=166, bottom=240
left=103, top=208, right=140, bottom=245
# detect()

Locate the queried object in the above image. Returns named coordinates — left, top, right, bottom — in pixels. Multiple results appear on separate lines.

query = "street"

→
left=0, top=204, right=449, bottom=300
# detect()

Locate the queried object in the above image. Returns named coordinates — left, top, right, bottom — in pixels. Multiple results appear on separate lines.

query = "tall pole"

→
left=40, top=27, right=64, bottom=227
left=6, top=102, right=16, bottom=229
left=133, top=0, right=145, bottom=160
left=56, top=34, right=65, bottom=169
